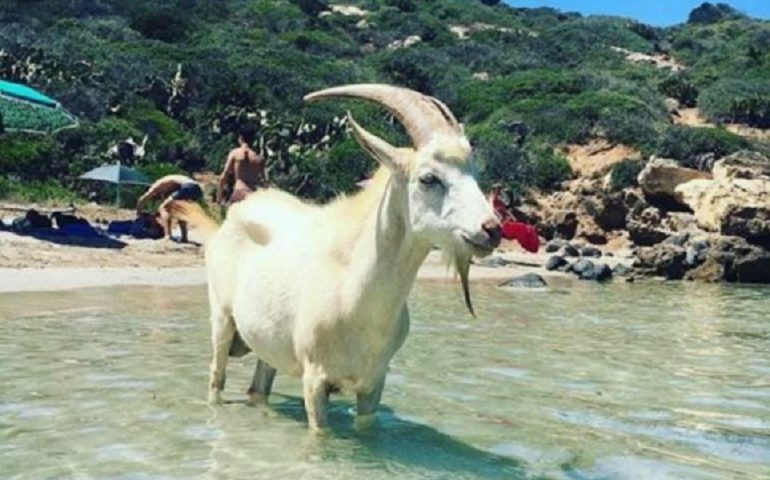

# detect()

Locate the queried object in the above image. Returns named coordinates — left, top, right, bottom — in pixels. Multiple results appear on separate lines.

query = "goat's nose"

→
left=482, top=219, right=502, bottom=248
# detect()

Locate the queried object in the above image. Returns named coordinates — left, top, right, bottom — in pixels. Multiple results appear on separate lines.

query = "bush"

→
left=609, top=158, right=644, bottom=191
left=659, top=75, right=699, bottom=108
left=0, top=177, right=80, bottom=204
left=700, top=78, right=770, bottom=128
left=129, top=9, right=189, bottom=43
left=530, top=146, right=572, bottom=190
left=656, top=125, right=750, bottom=167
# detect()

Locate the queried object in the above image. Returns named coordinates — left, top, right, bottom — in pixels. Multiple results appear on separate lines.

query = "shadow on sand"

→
left=260, top=394, right=534, bottom=479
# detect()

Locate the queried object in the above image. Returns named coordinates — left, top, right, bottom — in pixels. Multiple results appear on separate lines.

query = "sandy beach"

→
left=0, top=224, right=587, bottom=293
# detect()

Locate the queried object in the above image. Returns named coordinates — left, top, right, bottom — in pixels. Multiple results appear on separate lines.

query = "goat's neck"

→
left=345, top=180, right=430, bottom=318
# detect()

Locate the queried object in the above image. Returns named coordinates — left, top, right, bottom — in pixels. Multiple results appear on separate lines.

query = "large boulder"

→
left=634, top=243, right=688, bottom=279
left=684, top=236, right=770, bottom=284
left=720, top=206, right=770, bottom=248
left=638, top=157, right=711, bottom=210
left=713, top=150, right=770, bottom=180
left=590, top=192, right=628, bottom=231
left=675, top=152, right=770, bottom=233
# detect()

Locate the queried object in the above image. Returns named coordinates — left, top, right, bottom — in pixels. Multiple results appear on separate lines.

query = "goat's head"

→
left=305, top=84, right=501, bottom=314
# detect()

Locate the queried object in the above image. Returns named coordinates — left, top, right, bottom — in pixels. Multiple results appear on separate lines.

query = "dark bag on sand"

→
left=11, top=210, right=52, bottom=231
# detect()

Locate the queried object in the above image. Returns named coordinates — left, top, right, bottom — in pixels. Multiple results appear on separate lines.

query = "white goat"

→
left=172, top=84, right=501, bottom=429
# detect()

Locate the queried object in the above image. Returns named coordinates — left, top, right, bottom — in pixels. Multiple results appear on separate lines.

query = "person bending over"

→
left=136, top=174, right=203, bottom=242
left=217, top=126, right=267, bottom=206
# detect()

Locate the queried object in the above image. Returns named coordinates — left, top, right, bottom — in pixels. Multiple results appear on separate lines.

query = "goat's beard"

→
left=444, top=249, right=475, bottom=317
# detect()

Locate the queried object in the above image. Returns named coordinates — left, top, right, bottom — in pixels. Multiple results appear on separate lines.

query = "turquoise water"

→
left=1, top=280, right=769, bottom=479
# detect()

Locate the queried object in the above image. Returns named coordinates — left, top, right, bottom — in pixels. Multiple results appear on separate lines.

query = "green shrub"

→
left=700, top=78, right=770, bottom=128
left=656, top=125, right=750, bottom=167
left=610, top=158, right=644, bottom=191
left=0, top=177, right=80, bottom=204
left=530, top=146, right=572, bottom=190
left=659, top=75, right=699, bottom=108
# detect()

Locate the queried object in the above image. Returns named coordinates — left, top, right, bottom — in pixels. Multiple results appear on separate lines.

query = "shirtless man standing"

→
left=217, top=126, right=267, bottom=205
left=136, top=174, right=203, bottom=242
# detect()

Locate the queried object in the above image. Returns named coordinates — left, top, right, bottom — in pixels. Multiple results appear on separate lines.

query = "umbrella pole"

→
left=116, top=184, right=121, bottom=208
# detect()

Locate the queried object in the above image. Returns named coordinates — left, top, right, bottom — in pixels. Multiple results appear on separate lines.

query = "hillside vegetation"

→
left=1, top=0, right=768, bottom=203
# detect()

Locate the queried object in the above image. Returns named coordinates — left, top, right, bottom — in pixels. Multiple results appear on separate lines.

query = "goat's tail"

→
left=167, top=201, right=220, bottom=243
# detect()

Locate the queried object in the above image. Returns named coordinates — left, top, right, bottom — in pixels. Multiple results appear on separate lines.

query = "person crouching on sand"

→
left=136, top=174, right=203, bottom=243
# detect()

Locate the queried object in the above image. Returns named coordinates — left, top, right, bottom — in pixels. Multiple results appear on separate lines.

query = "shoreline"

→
left=0, top=261, right=571, bottom=294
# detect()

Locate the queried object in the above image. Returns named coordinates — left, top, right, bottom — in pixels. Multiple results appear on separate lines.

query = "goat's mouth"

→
left=461, top=235, right=495, bottom=257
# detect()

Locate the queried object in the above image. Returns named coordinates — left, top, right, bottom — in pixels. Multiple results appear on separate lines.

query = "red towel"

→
left=502, top=221, right=540, bottom=253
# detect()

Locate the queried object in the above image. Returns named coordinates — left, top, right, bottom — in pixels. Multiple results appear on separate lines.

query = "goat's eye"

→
left=419, top=173, right=443, bottom=188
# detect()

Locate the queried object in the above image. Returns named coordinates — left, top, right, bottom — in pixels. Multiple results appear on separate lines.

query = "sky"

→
left=504, top=1, right=770, bottom=26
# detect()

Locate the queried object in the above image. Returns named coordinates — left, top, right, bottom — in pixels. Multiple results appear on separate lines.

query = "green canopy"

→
left=79, top=162, right=151, bottom=206
left=0, top=79, right=78, bottom=134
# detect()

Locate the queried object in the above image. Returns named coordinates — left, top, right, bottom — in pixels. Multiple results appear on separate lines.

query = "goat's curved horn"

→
left=304, top=84, right=462, bottom=149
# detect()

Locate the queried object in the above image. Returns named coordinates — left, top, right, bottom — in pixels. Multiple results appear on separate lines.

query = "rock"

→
left=571, top=259, right=595, bottom=276
left=720, top=206, right=770, bottom=249
left=592, top=263, right=613, bottom=282
left=555, top=211, right=578, bottom=239
left=664, top=232, right=690, bottom=247
left=581, top=246, right=602, bottom=257
left=476, top=256, right=511, bottom=268
left=638, top=157, right=711, bottom=210
left=612, top=263, right=633, bottom=276
left=592, top=192, right=628, bottom=231
left=605, top=252, right=615, bottom=257
left=681, top=235, right=770, bottom=284
left=685, top=240, right=710, bottom=268
left=730, top=249, right=770, bottom=283
left=627, top=219, right=670, bottom=246
left=684, top=258, right=725, bottom=283
left=624, top=189, right=648, bottom=218
left=545, top=255, right=568, bottom=271
left=675, top=152, right=770, bottom=233
left=634, top=243, right=688, bottom=279
left=499, top=273, right=548, bottom=289
left=713, top=150, right=770, bottom=180
left=661, top=212, right=700, bottom=233
left=545, top=239, right=567, bottom=253
left=579, top=229, right=608, bottom=245
left=562, top=244, right=580, bottom=257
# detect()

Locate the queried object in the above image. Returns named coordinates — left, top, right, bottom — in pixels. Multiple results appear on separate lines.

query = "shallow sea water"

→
left=1, top=280, right=769, bottom=479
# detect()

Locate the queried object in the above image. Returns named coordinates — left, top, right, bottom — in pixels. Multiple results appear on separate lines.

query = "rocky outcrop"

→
left=720, top=206, right=770, bottom=248
left=683, top=236, right=770, bottom=283
left=627, top=207, right=671, bottom=246
left=590, top=192, right=627, bottom=231
left=675, top=151, right=770, bottom=233
left=637, top=157, right=711, bottom=209
left=634, top=243, right=688, bottom=279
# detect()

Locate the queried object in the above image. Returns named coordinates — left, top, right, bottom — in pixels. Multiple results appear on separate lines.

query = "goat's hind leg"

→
left=247, top=359, right=277, bottom=406
left=355, top=377, right=385, bottom=428
left=208, top=311, right=236, bottom=404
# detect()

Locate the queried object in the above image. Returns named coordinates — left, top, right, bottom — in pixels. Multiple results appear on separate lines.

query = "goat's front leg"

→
left=209, top=312, right=236, bottom=404
left=355, top=377, right=386, bottom=428
left=247, top=359, right=277, bottom=406
left=302, top=368, right=329, bottom=430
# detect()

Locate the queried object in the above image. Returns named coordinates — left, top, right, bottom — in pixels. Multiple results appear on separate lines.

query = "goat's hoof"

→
left=208, top=389, right=223, bottom=405
left=354, top=413, right=378, bottom=430
left=246, top=393, right=268, bottom=407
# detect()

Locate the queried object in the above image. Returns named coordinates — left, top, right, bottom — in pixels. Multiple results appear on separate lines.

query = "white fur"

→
left=200, top=110, right=498, bottom=429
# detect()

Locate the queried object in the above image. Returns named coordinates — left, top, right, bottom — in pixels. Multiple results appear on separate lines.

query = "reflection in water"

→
left=0, top=281, right=769, bottom=479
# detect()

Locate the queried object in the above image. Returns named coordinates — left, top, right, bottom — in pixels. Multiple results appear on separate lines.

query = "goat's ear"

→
left=348, top=113, right=407, bottom=172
